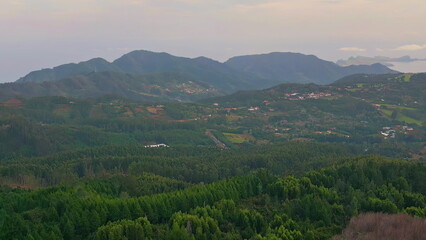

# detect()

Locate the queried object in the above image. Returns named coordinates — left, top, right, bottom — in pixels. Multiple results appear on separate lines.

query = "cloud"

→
left=339, top=47, right=366, bottom=52
left=393, top=44, right=426, bottom=51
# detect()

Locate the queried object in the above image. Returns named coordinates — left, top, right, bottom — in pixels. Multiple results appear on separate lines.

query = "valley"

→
left=2, top=0, right=426, bottom=239
left=0, top=52, right=425, bottom=240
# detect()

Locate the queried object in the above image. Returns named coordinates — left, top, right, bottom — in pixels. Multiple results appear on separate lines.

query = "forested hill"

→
left=110, top=50, right=274, bottom=92
left=225, top=52, right=398, bottom=84
left=0, top=71, right=221, bottom=102
left=1, top=73, right=425, bottom=160
left=16, top=57, right=121, bottom=83
left=331, top=73, right=426, bottom=107
left=201, top=73, right=425, bottom=110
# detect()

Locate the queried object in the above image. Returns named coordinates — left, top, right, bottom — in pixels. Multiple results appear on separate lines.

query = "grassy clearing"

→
left=380, top=109, right=393, bottom=118
left=346, top=88, right=362, bottom=92
left=227, top=115, right=243, bottom=122
left=380, top=104, right=417, bottom=111
left=404, top=74, right=413, bottom=82
left=53, top=105, right=72, bottom=118
left=223, top=133, right=255, bottom=144
left=395, top=113, right=423, bottom=126
left=380, top=108, right=423, bottom=126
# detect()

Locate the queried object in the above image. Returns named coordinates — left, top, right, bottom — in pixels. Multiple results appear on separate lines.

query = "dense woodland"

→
left=1, top=73, right=426, bottom=239
left=1, top=157, right=426, bottom=239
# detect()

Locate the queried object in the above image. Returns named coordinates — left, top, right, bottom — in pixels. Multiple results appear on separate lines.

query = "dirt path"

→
left=205, top=130, right=229, bottom=149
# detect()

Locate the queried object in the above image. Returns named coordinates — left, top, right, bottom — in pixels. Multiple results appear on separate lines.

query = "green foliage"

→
left=0, top=143, right=356, bottom=187
left=1, top=156, right=425, bottom=240
left=96, top=217, right=153, bottom=240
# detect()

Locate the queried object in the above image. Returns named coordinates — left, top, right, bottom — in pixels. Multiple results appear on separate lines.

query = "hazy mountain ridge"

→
left=16, top=50, right=397, bottom=92
left=111, top=50, right=275, bottom=92
left=16, top=58, right=121, bottom=83
left=16, top=50, right=275, bottom=93
left=225, top=52, right=398, bottom=84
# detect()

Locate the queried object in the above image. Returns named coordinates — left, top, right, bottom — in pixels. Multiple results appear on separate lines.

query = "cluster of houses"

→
left=283, top=92, right=332, bottom=101
left=0, top=98, right=23, bottom=107
left=263, top=100, right=272, bottom=105
left=194, top=114, right=212, bottom=121
left=248, top=107, right=260, bottom=111
left=179, top=82, right=215, bottom=94
left=314, top=130, right=350, bottom=138
left=381, top=128, right=396, bottom=139
left=184, top=88, right=197, bottom=94
left=381, top=125, right=415, bottom=139
left=212, top=103, right=260, bottom=112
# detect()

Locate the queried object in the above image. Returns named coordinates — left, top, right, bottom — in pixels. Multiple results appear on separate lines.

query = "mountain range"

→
left=16, top=50, right=275, bottom=93
left=2, top=50, right=399, bottom=102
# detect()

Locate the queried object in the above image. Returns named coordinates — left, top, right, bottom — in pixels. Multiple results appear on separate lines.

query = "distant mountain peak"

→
left=225, top=52, right=397, bottom=85
left=119, top=49, right=175, bottom=57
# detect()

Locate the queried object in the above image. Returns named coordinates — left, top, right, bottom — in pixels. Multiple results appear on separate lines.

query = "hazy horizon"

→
left=1, top=0, right=426, bottom=82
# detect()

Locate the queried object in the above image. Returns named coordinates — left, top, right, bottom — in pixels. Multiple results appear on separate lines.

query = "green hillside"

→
left=2, top=71, right=221, bottom=102
left=1, top=73, right=425, bottom=240
left=1, top=73, right=425, bottom=160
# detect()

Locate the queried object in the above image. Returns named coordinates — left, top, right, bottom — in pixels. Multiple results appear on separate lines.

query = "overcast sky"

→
left=1, top=0, right=426, bottom=82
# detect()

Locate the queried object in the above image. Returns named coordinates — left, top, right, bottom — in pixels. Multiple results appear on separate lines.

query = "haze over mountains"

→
left=2, top=50, right=398, bottom=102
left=337, top=55, right=426, bottom=67
left=17, top=50, right=271, bottom=93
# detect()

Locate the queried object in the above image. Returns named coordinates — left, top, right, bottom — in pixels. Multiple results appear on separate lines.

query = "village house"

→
left=144, top=144, right=169, bottom=148
left=248, top=107, right=260, bottom=111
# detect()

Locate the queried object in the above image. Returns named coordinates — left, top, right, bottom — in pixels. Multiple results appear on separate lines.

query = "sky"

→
left=1, top=0, right=426, bottom=82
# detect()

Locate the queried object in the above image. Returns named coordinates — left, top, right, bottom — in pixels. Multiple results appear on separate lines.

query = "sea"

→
left=389, top=61, right=426, bottom=73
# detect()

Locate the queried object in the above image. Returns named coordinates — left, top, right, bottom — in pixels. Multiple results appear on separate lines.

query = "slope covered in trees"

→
left=1, top=156, right=425, bottom=239
left=1, top=71, right=221, bottom=102
left=1, top=72, right=426, bottom=239
left=1, top=73, right=426, bottom=161
left=0, top=142, right=357, bottom=188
